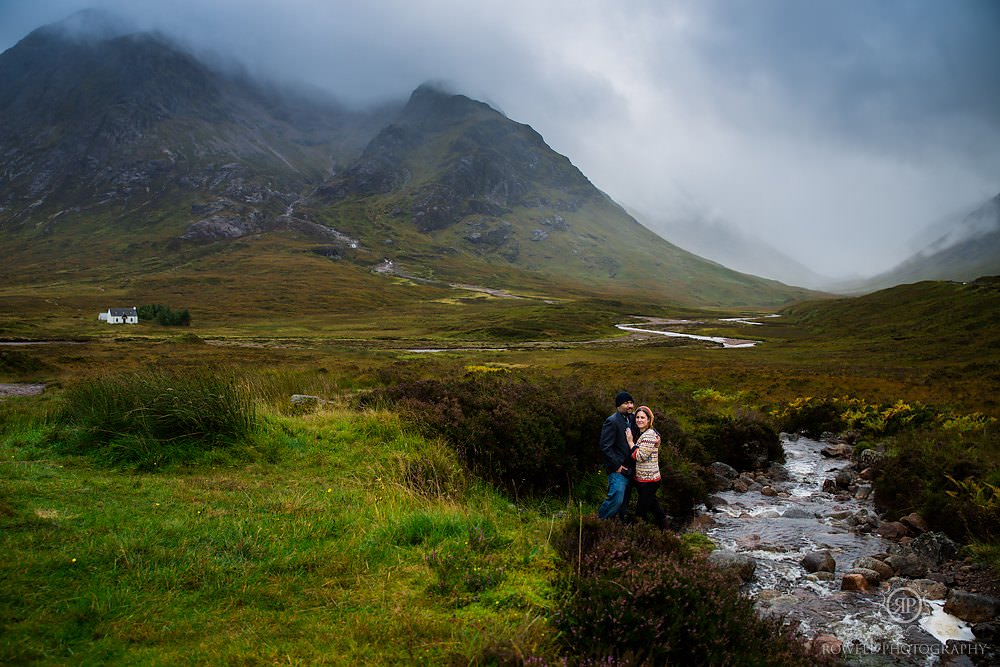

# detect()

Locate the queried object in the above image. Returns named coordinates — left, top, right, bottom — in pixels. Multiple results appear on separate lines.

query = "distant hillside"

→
left=0, top=10, right=818, bottom=319
left=781, top=276, right=1000, bottom=363
left=849, top=193, right=1000, bottom=292
left=630, top=207, right=836, bottom=291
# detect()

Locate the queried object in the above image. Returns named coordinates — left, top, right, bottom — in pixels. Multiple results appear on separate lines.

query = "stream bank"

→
left=695, top=433, right=999, bottom=665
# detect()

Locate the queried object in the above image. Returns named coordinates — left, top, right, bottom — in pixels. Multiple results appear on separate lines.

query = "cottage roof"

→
left=109, top=307, right=138, bottom=316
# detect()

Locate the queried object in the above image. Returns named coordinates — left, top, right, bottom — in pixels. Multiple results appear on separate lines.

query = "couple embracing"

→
left=597, top=390, right=667, bottom=528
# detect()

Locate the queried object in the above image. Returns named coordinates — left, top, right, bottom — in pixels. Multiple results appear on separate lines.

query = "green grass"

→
left=0, top=405, right=563, bottom=665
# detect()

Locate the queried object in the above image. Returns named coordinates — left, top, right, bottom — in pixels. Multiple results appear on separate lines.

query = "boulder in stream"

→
left=708, top=550, right=757, bottom=584
left=885, top=552, right=928, bottom=578
left=944, top=589, right=1000, bottom=623
left=854, top=556, right=894, bottom=580
left=710, top=461, right=738, bottom=479
left=820, top=442, right=853, bottom=458
left=801, top=550, right=836, bottom=574
left=847, top=567, right=883, bottom=586
left=841, top=573, right=873, bottom=592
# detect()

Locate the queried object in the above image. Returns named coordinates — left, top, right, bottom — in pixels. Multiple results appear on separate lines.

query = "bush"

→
left=138, top=304, right=191, bottom=326
left=774, top=397, right=843, bottom=437
left=360, top=372, right=607, bottom=497
left=55, top=369, right=258, bottom=468
left=875, top=425, right=1000, bottom=542
left=551, top=517, right=815, bottom=666
left=695, top=415, right=783, bottom=471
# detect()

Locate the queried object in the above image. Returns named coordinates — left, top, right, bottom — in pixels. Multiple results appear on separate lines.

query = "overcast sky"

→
left=2, top=0, right=999, bottom=278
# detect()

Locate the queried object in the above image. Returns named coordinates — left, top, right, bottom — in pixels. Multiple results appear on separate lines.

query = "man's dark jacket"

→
left=599, top=411, right=637, bottom=475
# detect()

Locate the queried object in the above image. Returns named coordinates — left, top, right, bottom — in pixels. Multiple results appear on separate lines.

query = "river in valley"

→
left=700, top=433, right=983, bottom=665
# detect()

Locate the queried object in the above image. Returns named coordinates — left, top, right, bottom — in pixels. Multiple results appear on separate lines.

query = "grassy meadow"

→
left=2, top=276, right=999, bottom=664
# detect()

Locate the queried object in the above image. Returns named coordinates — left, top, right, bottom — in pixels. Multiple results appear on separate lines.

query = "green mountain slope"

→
left=782, top=276, right=1000, bottom=362
left=0, top=12, right=817, bottom=331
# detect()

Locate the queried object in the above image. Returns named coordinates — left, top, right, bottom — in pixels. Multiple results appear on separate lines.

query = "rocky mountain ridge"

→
left=0, top=11, right=816, bottom=309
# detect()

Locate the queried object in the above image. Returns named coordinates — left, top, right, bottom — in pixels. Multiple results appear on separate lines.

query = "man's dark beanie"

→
left=615, top=391, right=634, bottom=407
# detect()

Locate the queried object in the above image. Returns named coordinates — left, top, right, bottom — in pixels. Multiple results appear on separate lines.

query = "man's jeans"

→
left=597, top=471, right=629, bottom=519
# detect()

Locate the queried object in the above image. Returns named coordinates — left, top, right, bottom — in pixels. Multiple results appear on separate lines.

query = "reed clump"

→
left=55, top=369, right=260, bottom=468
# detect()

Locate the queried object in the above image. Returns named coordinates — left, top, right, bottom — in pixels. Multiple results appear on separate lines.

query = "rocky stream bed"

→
left=695, top=433, right=999, bottom=665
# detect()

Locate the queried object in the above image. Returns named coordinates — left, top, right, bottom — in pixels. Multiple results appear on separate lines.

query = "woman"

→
left=626, top=405, right=667, bottom=528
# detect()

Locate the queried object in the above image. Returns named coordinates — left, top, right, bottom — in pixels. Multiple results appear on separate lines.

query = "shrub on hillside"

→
left=874, top=425, right=1000, bottom=542
left=361, top=372, right=607, bottom=497
left=550, top=518, right=816, bottom=666
left=773, top=396, right=843, bottom=437
left=55, top=370, right=258, bottom=468
left=695, top=415, right=783, bottom=471
left=138, top=304, right=191, bottom=326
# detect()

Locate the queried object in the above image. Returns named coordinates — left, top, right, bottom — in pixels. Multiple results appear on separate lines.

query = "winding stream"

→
left=701, top=434, right=977, bottom=664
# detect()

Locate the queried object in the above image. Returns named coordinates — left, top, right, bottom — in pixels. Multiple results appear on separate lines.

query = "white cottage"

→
left=99, top=307, right=139, bottom=324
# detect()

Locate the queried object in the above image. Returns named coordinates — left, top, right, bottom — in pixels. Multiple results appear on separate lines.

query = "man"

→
left=597, top=390, right=638, bottom=520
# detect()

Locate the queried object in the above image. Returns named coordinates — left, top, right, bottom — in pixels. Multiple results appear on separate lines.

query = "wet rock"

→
left=878, top=521, right=911, bottom=539
left=858, top=467, right=875, bottom=480
left=801, top=550, right=836, bottom=573
left=853, top=485, right=873, bottom=501
left=822, top=478, right=838, bottom=494
left=711, top=473, right=733, bottom=491
left=760, top=486, right=778, bottom=497
left=927, top=571, right=957, bottom=586
left=944, top=589, right=1000, bottom=623
left=737, top=473, right=756, bottom=486
left=782, top=507, right=815, bottom=519
left=847, top=509, right=879, bottom=533
left=731, top=479, right=749, bottom=493
left=972, top=621, right=997, bottom=642
left=710, top=461, right=738, bottom=479
left=746, top=481, right=763, bottom=492
left=941, top=641, right=984, bottom=666
left=734, top=534, right=762, bottom=550
left=906, top=578, right=949, bottom=600
left=841, top=573, right=873, bottom=592
left=757, top=593, right=802, bottom=620
left=806, top=571, right=836, bottom=583
left=708, top=551, right=757, bottom=584
left=885, top=552, right=928, bottom=578
left=854, top=556, right=894, bottom=580
left=808, top=633, right=842, bottom=657
left=821, top=442, right=853, bottom=458
left=899, top=512, right=929, bottom=534
left=848, top=567, right=882, bottom=586
left=835, top=470, right=854, bottom=488
left=908, top=531, right=960, bottom=565
left=705, top=494, right=729, bottom=509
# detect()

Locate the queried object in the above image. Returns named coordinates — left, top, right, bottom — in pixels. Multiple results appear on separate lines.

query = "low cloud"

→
left=2, top=0, right=998, bottom=277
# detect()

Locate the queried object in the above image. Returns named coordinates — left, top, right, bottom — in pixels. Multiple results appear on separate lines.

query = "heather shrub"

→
left=552, top=517, right=814, bottom=666
left=695, top=415, right=783, bottom=471
left=875, top=425, right=1000, bottom=542
left=360, top=372, right=607, bottom=497
left=773, top=396, right=843, bottom=437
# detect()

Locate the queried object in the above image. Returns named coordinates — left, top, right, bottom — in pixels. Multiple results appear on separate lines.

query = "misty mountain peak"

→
left=401, top=82, right=497, bottom=127
left=32, top=8, right=137, bottom=45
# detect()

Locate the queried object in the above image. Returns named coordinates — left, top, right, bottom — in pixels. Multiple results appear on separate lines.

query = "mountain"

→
left=629, top=207, right=837, bottom=291
left=846, top=193, right=1000, bottom=292
left=0, top=11, right=817, bottom=325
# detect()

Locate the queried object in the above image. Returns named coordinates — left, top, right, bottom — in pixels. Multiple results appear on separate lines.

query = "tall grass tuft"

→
left=55, top=369, right=260, bottom=468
